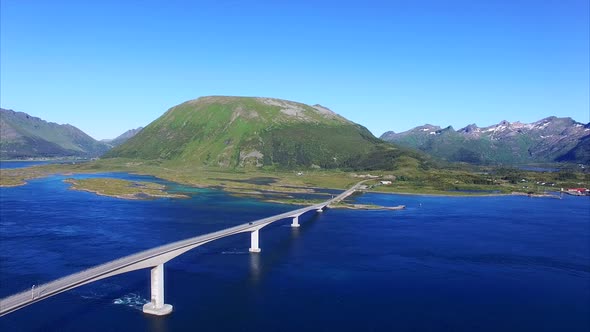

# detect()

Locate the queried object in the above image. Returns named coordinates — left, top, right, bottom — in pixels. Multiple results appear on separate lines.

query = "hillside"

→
left=557, top=125, right=590, bottom=163
left=381, top=117, right=590, bottom=164
left=103, top=127, right=144, bottom=147
left=105, top=96, right=427, bottom=170
left=0, top=108, right=110, bottom=159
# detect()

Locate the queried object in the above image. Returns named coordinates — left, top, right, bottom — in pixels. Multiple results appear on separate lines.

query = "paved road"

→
left=0, top=181, right=365, bottom=316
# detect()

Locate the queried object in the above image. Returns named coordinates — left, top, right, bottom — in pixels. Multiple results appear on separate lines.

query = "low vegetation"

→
left=1, top=158, right=588, bottom=202
left=0, top=166, right=51, bottom=187
left=64, top=178, right=188, bottom=200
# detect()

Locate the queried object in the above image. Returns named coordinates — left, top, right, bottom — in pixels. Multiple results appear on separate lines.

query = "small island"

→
left=64, top=178, right=189, bottom=200
left=0, top=167, right=51, bottom=187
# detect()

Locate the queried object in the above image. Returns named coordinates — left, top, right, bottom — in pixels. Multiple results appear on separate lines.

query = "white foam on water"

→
left=79, top=291, right=104, bottom=300
left=112, top=293, right=149, bottom=310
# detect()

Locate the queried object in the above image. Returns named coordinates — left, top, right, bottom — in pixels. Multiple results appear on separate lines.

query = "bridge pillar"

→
left=143, top=264, right=173, bottom=316
left=249, top=229, right=261, bottom=253
left=316, top=206, right=324, bottom=213
left=291, top=215, right=300, bottom=228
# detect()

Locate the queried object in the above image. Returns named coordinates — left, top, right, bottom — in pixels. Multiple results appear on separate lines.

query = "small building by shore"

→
left=563, top=188, right=590, bottom=196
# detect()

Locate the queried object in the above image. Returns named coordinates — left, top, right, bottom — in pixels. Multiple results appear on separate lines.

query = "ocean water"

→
left=0, top=160, right=91, bottom=169
left=0, top=171, right=589, bottom=331
left=0, top=161, right=61, bottom=169
left=517, top=166, right=560, bottom=172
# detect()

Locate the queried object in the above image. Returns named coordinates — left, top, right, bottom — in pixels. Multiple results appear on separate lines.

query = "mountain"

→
left=103, top=127, right=144, bottom=147
left=381, top=117, right=590, bottom=164
left=105, top=96, right=427, bottom=170
left=556, top=124, right=590, bottom=163
left=0, top=108, right=110, bottom=159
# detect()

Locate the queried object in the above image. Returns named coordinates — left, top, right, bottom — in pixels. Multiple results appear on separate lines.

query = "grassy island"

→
left=0, top=167, right=53, bottom=187
left=64, top=178, right=189, bottom=200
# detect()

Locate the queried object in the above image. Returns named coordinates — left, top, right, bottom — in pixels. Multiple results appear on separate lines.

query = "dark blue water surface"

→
left=1, top=172, right=589, bottom=332
left=0, top=161, right=59, bottom=169
left=0, top=160, right=88, bottom=169
left=517, top=166, right=560, bottom=172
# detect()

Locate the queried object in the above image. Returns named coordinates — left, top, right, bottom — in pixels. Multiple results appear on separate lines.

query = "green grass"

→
left=103, top=96, right=430, bottom=171
left=0, top=167, right=50, bottom=186
left=2, top=157, right=587, bottom=200
left=64, top=178, right=188, bottom=199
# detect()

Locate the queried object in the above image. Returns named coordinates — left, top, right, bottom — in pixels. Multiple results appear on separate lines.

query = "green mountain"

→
left=105, top=96, right=426, bottom=170
left=0, top=108, right=109, bottom=159
left=381, top=117, right=590, bottom=165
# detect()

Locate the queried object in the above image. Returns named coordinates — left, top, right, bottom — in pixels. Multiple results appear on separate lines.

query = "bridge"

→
left=0, top=181, right=366, bottom=317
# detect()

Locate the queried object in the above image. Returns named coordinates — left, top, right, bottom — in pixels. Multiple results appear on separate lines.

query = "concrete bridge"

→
left=0, top=181, right=365, bottom=317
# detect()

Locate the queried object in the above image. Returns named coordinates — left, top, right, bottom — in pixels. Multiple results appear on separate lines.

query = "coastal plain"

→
left=1, top=158, right=587, bottom=203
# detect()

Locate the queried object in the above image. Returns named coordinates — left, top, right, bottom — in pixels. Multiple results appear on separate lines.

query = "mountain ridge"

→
left=381, top=117, right=590, bottom=164
left=0, top=108, right=110, bottom=159
left=102, top=127, right=144, bottom=147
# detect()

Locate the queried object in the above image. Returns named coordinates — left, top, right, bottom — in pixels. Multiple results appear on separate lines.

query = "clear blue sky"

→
left=1, top=0, right=588, bottom=140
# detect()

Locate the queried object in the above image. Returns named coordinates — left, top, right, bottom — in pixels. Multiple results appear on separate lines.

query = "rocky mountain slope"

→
left=556, top=124, right=590, bottom=163
left=0, top=108, right=109, bottom=159
left=102, top=127, right=144, bottom=147
left=381, top=117, right=590, bottom=164
left=105, top=96, right=426, bottom=170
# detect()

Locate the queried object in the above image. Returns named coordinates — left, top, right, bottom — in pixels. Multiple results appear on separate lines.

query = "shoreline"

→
left=0, top=166, right=573, bottom=201
left=0, top=158, right=91, bottom=162
left=86, top=190, right=187, bottom=200
left=0, top=175, right=566, bottom=201
left=63, top=178, right=190, bottom=200
left=0, top=182, right=26, bottom=188
left=331, top=204, right=406, bottom=210
left=367, top=190, right=562, bottom=199
left=66, top=186, right=189, bottom=200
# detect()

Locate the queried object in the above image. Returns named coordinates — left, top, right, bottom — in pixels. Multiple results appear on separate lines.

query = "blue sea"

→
left=0, top=160, right=88, bottom=169
left=0, top=163, right=589, bottom=331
